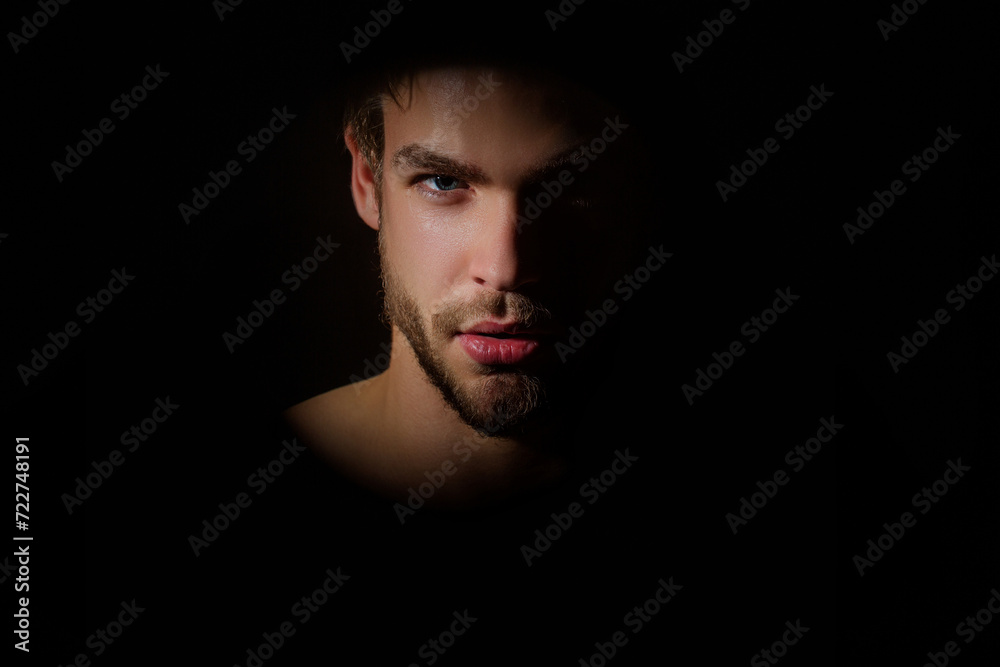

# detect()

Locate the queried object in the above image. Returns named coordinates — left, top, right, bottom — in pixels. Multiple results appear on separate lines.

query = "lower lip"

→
left=457, top=334, right=542, bottom=365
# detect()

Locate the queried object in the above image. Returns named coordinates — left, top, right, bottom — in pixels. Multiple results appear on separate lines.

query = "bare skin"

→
left=285, top=68, right=603, bottom=507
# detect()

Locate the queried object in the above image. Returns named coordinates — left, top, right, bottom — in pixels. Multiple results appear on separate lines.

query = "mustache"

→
left=432, top=291, right=555, bottom=336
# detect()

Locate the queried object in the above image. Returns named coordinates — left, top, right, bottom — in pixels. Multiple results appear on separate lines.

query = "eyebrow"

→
left=390, top=143, right=584, bottom=185
left=391, top=144, right=488, bottom=183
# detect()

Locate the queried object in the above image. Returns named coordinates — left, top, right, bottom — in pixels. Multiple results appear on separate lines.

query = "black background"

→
left=4, top=0, right=998, bottom=665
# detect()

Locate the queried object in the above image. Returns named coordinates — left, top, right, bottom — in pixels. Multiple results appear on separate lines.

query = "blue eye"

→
left=422, top=175, right=464, bottom=191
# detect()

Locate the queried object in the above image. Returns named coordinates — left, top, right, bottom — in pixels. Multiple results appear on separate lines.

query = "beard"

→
left=377, top=228, right=560, bottom=438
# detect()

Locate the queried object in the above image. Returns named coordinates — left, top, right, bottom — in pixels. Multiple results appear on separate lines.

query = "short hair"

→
left=337, top=4, right=642, bottom=207
left=341, top=64, right=416, bottom=206
left=341, top=58, right=615, bottom=207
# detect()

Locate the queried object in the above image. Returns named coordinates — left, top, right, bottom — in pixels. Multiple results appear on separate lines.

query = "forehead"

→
left=381, top=68, right=589, bottom=175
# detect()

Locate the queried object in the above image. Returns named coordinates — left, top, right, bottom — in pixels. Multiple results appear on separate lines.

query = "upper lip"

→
left=461, top=320, right=555, bottom=336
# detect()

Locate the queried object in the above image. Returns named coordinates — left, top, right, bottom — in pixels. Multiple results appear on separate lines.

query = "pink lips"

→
left=456, top=321, right=551, bottom=365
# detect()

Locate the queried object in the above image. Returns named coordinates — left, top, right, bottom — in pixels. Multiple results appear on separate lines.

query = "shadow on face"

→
left=365, top=66, right=649, bottom=436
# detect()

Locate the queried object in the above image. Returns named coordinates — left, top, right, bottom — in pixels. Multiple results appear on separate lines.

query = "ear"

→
left=344, top=128, right=381, bottom=231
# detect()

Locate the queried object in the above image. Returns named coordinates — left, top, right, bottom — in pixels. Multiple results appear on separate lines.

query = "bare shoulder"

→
left=282, top=377, right=382, bottom=462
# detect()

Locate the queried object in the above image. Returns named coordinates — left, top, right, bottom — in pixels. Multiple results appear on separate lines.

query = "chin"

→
left=452, top=370, right=554, bottom=438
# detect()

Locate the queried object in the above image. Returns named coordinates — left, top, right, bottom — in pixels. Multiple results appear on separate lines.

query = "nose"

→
left=467, top=191, right=541, bottom=293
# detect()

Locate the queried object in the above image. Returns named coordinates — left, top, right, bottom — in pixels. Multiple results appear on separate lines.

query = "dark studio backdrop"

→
left=3, top=0, right=998, bottom=665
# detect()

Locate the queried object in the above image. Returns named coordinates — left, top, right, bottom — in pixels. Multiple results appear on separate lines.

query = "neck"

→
left=371, top=327, right=568, bottom=501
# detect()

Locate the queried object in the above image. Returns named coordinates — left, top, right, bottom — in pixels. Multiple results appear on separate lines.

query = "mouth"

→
left=456, top=321, right=554, bottom=365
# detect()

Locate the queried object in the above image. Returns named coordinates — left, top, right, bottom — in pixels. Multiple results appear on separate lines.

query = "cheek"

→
left=384, top=191, right=471, bottom=313
left=401, top=187, right=478, bottom=247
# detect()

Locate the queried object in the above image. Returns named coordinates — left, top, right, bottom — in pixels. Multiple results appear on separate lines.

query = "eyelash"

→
left=412, top=174, right=471, bottom=199
left=408, top=175, right=597, bottom=210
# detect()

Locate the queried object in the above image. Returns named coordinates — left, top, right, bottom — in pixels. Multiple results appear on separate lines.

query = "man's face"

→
left=374, top=68, right=617, bottom=436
